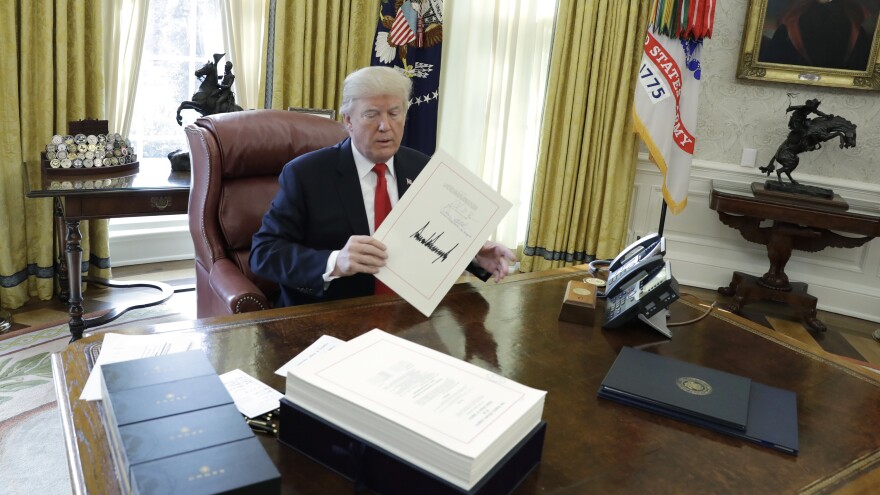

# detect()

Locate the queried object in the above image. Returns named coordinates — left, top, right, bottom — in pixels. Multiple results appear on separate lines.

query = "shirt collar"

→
left=351, top=142, right=396, bottom=182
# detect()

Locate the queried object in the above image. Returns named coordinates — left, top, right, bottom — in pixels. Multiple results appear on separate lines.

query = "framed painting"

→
left=737, top=0, right=880, bottom=90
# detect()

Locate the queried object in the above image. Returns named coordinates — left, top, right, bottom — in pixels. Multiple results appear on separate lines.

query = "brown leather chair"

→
left=185, top=109, right=348, bottom=318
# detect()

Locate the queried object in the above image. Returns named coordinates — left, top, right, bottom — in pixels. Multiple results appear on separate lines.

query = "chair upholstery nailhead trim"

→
left=234, top=295, right=267, bottom=313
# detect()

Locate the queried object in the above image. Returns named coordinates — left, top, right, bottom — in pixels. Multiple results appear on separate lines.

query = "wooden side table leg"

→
left=55, top=198, right=69, bottom=303
left=717, top=272, right=743, bottom=297
left=801, top=293, right=827, bottom=333
left=65, top=219, right=85, bottom=342
left=718, top=272, right=747, bottom=314
left=803, top=309, right=827, bottom=333
left=758, top=226, right=794, bottom=289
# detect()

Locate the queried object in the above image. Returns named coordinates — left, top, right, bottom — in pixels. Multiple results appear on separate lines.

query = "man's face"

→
left=344, top=94, right=406, bottom=164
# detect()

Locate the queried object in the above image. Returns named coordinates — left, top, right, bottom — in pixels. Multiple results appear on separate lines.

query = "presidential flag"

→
left=633, top=0, right=715, bottom=214
left=371, top=0, right=443, bottom=156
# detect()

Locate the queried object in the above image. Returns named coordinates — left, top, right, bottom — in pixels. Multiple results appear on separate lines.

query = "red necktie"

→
left=373, top=163, right=394, bottom=295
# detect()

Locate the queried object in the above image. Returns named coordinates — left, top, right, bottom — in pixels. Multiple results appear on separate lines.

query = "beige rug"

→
left=0, top=306, right=186, bottom=494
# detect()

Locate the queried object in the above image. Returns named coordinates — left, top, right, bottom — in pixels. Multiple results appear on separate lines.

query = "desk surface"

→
left=52, top=267, right=880, bottom=494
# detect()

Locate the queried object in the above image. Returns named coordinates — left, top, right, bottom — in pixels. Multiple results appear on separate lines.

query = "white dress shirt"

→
left=323, top=143, right=399, bottom=283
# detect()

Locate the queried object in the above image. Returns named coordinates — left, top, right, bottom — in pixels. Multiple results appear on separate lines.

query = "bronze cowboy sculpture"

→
left=759, top=98, right=856, bottom=190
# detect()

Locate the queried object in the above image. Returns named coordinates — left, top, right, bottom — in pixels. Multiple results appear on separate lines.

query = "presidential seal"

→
left=676, top=376, right=712, bottom=396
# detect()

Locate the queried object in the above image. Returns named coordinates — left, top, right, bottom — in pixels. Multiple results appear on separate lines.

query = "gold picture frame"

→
left=287, top=107, right=337, bottom=119
left=737, top=0, right=880, bottom=90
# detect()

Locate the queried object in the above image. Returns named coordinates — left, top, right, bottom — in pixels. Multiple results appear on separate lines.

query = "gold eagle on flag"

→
left=375, top=0, right=443, bottom=74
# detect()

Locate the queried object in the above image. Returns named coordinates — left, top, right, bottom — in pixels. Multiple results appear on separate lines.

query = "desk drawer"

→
left=65, top=190, right=190, bottom=219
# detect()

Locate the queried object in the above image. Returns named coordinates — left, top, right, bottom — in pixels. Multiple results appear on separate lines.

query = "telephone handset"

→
left=603, top=260, right=679, bottom=337
left=604, top=234, right=666, bottom=298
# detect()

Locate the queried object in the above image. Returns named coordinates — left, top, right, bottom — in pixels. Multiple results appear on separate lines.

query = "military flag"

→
left=371, top=0, right=444, bottom=156
left=633, top=0, right=716, bottom=214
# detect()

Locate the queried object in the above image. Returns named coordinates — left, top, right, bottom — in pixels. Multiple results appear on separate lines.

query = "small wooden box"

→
left=559, top=280, right=599, bottom=325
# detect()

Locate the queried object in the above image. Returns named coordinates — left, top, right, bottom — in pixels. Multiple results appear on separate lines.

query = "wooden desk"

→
left=25, top=158, right=190, bottom=341
left=52, top=268, right=880, bottom=494
left=710, top=184, right=880, bottom=332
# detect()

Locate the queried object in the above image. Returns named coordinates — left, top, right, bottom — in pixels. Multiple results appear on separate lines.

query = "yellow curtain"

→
left=268, top=0, right=380, bottom=112
left=521, top=0, right=650, bottom=272
left=0, top=0, right=110, bottom=310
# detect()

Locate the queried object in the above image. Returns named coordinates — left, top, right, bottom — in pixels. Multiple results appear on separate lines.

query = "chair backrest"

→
left=186, top=109, right=348, bottom=301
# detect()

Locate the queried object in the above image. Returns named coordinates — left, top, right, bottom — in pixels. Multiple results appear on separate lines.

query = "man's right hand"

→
left=332, top=236, right=388, bottom=277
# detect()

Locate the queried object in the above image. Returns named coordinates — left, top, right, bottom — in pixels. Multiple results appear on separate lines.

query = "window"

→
left=110, top=0, right=223, bottom=266
left=128, top=0, right=223, bottom=157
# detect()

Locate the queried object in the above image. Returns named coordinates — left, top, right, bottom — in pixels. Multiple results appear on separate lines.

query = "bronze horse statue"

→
left=760, top=106, right=857, bottom=185
left=175, top=53, right=242, bottom=125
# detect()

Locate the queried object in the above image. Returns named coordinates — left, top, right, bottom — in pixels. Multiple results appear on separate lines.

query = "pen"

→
left=246, top=418, right=278, bottom=435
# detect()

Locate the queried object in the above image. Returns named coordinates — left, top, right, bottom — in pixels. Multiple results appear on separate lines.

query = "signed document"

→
left=374, top=149, right=511, bottom=316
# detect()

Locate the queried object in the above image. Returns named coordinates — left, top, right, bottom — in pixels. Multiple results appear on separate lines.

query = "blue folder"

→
left=599, top=347, right=798, bottom=455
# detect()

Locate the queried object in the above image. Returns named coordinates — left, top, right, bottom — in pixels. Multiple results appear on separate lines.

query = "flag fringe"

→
left=632, top=107, right=689, bottom=214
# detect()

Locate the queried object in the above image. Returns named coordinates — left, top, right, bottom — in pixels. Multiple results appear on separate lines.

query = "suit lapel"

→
left=394, top=154, right=419, bottom=198
left=335, top=139, right=371, bottom=235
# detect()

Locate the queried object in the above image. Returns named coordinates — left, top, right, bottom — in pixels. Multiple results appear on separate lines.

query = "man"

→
left=786, top=98, right=827, bottom=133
left=785, top=98, right=830, bottom=151
left=250, top=66, right=516, bottom=308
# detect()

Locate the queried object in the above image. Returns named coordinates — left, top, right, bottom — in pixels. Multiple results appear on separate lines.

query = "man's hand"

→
left=475, top=241, right=517, bottom=283
left=333, top=236, right=387, bottom=277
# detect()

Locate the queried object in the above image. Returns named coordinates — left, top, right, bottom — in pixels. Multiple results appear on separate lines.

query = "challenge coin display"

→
left=40, top=119, right=138, bottom=176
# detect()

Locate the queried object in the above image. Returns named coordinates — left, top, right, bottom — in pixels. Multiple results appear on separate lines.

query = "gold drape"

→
left=268, top=0, right=380, bottom=112
left=0, top=0, right=110, bottom=310
left=521, top=0, right=650, bottom=272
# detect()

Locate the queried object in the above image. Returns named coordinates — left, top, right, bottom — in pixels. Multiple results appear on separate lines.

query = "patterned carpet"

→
left=0, top=301, right=189, bottom=495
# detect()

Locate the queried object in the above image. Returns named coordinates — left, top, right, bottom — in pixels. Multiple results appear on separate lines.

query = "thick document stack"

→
left=100, top=350, right=280, bottom=494
left=282, top=329, right=547, bottom=494
left=598, top=347, right=799, bottom=455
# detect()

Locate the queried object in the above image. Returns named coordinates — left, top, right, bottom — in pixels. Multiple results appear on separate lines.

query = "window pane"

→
left=129, top=0, right=223, bottom=159
left=141, top=0, right=190, bottom=58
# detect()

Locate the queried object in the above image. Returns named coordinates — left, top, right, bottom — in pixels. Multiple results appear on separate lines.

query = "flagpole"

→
left=658, top=200, right=667, bottom=237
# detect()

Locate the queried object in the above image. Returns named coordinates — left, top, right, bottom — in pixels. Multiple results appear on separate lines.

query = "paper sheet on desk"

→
left=219, top=369, right=284, bottom=418
left=373, top=149, right=511, bottom=317
left=274, top=335, right=345, bottom=377
left=79, top=333, right=203, bottom=401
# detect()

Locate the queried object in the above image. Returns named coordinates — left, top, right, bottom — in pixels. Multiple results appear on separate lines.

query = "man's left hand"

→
left=475, top=241, right=517, bottom=283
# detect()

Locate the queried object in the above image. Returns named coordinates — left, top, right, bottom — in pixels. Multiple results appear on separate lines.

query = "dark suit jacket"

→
left=249, top=138, right=430, bottom=307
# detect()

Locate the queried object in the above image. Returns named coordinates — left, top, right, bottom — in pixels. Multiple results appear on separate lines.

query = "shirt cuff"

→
left=322, top=250, right=341, bottom=288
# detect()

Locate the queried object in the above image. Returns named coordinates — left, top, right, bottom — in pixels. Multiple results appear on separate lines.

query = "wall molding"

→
left=108, top=215, right=194, bottom=267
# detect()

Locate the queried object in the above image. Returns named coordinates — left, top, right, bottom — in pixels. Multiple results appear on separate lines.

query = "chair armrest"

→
left=208, top=259, right=271, bottom=314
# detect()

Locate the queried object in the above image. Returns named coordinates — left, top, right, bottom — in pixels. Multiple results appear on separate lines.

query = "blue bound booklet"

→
left=599, top=347, right=798, bottom=455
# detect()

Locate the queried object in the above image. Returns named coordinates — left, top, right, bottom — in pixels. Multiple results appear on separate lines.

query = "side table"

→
left=24, top=158, right=192, bottom=342
left=710, top=182, right=880, bottom=332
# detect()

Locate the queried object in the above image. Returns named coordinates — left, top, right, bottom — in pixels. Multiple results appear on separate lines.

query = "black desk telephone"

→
left=604, top=234, right=666, bottom=298
left=602, top=234, right=679, bottom=338
left=604, top=261, right=679, bottom=337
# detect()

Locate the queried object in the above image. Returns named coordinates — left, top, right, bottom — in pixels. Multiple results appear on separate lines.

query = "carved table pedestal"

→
left=710, top=183, right=880, bottom=332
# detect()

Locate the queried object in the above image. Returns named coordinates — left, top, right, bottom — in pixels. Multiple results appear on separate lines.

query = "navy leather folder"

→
left=598, top=347, right=798, bottom=455
left=599, top=346, right=751, bottom=430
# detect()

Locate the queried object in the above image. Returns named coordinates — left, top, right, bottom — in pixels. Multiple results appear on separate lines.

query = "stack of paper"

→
left=285, top=329, right=546, bottom=491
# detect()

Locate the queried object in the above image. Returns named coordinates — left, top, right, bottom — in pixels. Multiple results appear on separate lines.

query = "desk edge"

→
left=52, top=353, right=87, bottom=495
